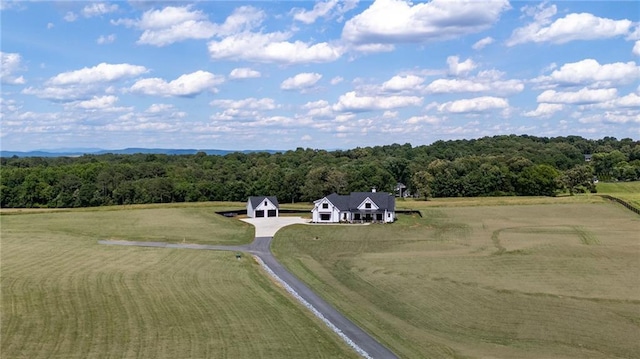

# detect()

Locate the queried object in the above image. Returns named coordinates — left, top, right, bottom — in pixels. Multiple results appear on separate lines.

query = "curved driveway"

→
left=99, top=217, right=397, bottom=359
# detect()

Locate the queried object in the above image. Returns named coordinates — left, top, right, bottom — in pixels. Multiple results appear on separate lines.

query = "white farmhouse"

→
left=246, top=196, right=279, bottom=218
left=311, top=190, right=395, bottom=223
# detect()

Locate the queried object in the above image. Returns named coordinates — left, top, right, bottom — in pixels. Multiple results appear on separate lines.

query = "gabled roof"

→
left=325, top=193, right=350, bottom=211
left=248, top=196, right=279, bottom=208
left=321, top=192, right=395, bottom=211
left=348, top=192, right=395, bottom=210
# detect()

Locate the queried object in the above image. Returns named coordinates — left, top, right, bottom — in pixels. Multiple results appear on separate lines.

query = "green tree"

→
left=560, top=165, right=594, bottom=195
left=411, top=171, right=434, bottom=200
left=516, top=164, right=560, bottom=196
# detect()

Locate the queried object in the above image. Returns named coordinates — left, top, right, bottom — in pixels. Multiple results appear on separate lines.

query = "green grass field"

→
left=273, top=199, right=640, bottom=358
left=596, top=181, right=640, bottom=208
left=1, top=208, right=358, bottom=359
left=3, top=195, right=639, bottom=358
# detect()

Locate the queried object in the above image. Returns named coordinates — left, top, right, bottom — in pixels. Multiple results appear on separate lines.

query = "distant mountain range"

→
left=0, top=148, right=280, bottom=157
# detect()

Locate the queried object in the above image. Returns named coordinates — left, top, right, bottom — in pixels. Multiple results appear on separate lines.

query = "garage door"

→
left=267, top=210, right=277, bottom=217
left=255, top=210, right=264, bottom=217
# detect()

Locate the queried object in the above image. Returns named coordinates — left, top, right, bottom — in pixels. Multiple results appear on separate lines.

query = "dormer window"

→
left=322, top=203, right=329, bottom=209
left=264, top=200, right=267, bottom=206
left=365, top=203, right=371, bottom=209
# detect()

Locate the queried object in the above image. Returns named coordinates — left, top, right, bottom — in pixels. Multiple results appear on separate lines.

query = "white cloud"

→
left=293, top=0, right=338, bottom=24
left=578, top=110, right=640, bottom=124
left=330, top=76, right=344, bottom=85
left=208, top=31, right=343, bottom=64
left=211, top=97, right=276, bottom=110
left=437, top=96, right=508, bottom=113
left=97, top=34, right=116, bottom=44
left=22, top=86, right=88, bottom=101
left=424, top=71, right=524, bottom=95
left=1, top=52, right=26, bottom=85
left=74, top=95, right=118, bottom=109
left=229, top=67, right=261, bottom=79
left=212, top=6, right=265, bottom=36
left=381, top=75, right=424, bottom=92
left=523, top=103, right=564, bottom=117
left=281, top=72, right=322, bottom=90
left=342, top=0, right=509, bottom=46
left=130, top=71, right=224, bottom=97
left=112, top=5, right=267, bottom=47
left=507, top=3, right=633, bottom=46
left=537, top=88, right=618, bottom=104
left=82, top=3, right=118, bottom=18
left=472, top=36, right=494, bottom=50
left=47, top=22, right=54, bottom=29
left=64, top=11, right=77, bottom=22
left=48, top=63, right=148, bottom=85
left=303, top=100, right=333, bottom=118
left=67, top=95, right=126, bottom=111
left=533, top=59, right=640, bottom=88
left=580, top=92, right=640, bottom=110
left=425, top=78, right=486, bottom=93
left=405, top=115, right=441, bottom=124
left=292, top=0, right=358, bottom=24
left=113, top=5, right=216, bottom=46
left=303, top=100, right=330, bottom=109
left=301, top=134, right=313, bottom=141
left=447, top=56, right=476, bottom=76
left=633, top=41, right=640, bottom=56
left=333, top=91, right=422, bottom=112
left=146, top=104, right=175, bottom=113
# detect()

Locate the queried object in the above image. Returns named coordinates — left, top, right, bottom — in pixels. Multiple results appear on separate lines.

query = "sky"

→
left=1, top=0, right=639, bottom=151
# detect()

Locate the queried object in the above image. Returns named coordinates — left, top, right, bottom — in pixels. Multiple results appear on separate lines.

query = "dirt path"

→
left=99, top=217, right=397, bottom=359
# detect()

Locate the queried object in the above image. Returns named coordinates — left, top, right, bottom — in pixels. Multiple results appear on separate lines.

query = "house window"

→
left=264, top=200, right=267, bottom=206
left=322, top=203, right=329, bottom=209
left=365, top=203, right=371, bottom=209
left=320, top=213, right=331, bottom=221
left=388, top=213, right=391, bottom=217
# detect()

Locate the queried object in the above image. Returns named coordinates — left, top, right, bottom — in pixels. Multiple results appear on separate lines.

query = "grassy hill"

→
left=596, top=181, right=640, bottom=208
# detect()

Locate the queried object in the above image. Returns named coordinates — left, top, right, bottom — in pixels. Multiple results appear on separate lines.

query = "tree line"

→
left=1, top=135, right=639, bottom=208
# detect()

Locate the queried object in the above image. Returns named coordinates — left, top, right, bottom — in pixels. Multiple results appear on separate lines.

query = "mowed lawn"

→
left=273, top=198, right=640, bottom=358
left=1, top=207, right=358, bottom=359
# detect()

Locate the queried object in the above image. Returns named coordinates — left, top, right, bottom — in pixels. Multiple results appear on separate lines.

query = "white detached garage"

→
left=246, top=196, right=279, bottom=218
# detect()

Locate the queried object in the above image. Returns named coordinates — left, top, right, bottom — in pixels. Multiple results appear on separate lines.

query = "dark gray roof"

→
left=324, top=192, right=395, bottom=211
left=248, top=196, right=279, bottom=208
left=326, top=193, right=350, bottom=211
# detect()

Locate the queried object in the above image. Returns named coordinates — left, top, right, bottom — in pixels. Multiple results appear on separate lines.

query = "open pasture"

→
left=596, top=181, right=640, bottom=209
left=0, top=208, right=357, bottom=359
left=1, top=204, right=254, bottom=245
left=273, top=200, right=640, bottom=358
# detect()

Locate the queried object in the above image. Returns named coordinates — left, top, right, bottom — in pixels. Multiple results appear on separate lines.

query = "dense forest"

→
left=1, top=135, right=639, bottom=208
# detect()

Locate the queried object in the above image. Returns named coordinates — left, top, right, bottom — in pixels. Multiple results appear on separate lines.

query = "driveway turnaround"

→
left=100, top=217, right=398, bottom=359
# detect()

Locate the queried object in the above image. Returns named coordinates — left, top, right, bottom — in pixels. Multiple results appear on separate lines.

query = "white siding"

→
left=312, top=198, right=340, bottom=223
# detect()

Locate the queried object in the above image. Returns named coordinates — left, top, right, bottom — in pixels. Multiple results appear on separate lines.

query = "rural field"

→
left=2, top=191, right=639, bottom=359
left=0, top=206, right=358, bottom=359
left=273, top=196, right=640, bottom=358
left=596, top=181, right=640, bottom=209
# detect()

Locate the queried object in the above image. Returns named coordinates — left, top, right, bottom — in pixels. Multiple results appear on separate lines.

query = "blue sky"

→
left=1, top=0, right=639, bottom=151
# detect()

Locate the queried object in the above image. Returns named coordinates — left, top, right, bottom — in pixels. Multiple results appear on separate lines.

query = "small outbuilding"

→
left=246, top=196, right=279, bottom=218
